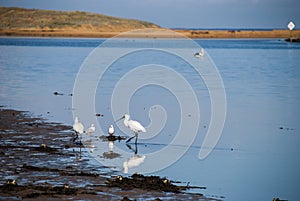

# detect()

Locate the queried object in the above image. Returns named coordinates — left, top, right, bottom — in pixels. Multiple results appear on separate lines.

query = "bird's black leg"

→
left=134, top=142, right=138, bottom=154
left=126, top=136, right=135, bottom=143
left=79, top=135, right=82, bottom=159
left=73, top=132, right=79, bottom=143
left=135, top=133, right=138, bottom=144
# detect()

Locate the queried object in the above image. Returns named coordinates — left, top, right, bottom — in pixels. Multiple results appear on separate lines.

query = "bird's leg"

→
left=135, top=133, right=138, bottom=144
left=134, top=140, right=138, bottom=154
left=73, top=132, right=79, bottom=143
left=126, top=135, right=135, bottom=143
left=79, top=135, right=82, bottom=159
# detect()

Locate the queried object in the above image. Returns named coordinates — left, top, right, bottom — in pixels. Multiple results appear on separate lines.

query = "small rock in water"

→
left=121, top=197, right=131, bottom=201
left=273, top=198, right=287, bottom=201
left=53, top=91, right=63, bottom=96
left=279, top=126, right=294, bottom=131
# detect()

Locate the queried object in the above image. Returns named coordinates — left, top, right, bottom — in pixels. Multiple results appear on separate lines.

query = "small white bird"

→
left=108, top=125, right=114, bottom=135
left=73, top=116, right=84, bottom=134
left=87, top=123, right=95, bottom=134
left=194, top=48, right=204, bottom=57
left=116, top=114, right=146, bottom=144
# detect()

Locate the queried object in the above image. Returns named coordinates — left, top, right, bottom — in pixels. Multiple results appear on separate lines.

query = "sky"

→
left=0, top=0, right=299, bottom=29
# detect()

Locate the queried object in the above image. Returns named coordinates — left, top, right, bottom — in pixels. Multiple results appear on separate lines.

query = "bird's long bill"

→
left=115, top=115, right=124, bottom=123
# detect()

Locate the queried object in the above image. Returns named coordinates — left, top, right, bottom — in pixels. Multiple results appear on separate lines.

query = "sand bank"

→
left=1, top=28, right=300, bottom=39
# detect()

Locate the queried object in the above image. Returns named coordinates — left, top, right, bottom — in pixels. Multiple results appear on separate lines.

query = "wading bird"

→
left=194, top=48, right=204, bottom=57
left=72, top=116, right=84, bottom=158
left=116, top=114, right=146, bottom=144
left=73, top=116, right=84, bottom=135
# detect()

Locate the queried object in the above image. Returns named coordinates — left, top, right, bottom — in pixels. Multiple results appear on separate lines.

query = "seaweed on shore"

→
left=106, top=173, right=205, bottom=194
left=22, top=164, right=100, bottom=177
left=0, top=183, right=84, bottom=198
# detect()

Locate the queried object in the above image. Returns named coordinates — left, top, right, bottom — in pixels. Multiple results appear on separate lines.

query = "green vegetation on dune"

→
left=0, top=7, right=159, bottom=31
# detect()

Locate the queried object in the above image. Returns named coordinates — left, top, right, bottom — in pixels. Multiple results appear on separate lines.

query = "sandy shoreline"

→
left=0, top=107, right=217, bottom=200
left=1, top=28, right=300, bottom=39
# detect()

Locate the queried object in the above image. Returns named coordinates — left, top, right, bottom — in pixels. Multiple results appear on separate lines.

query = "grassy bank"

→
left=0, top=7, right=158, bottom=33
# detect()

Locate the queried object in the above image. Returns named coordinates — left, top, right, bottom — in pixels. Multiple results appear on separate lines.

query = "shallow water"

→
left=0, top=37, right=300, bottom=200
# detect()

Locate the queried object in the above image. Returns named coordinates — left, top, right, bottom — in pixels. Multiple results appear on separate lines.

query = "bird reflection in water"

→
left=102, top=140, right=121, bottom=159
left=99, top=123, right=146, bottom=172
left=84, top=139, right=95, bottom=153
left=123, top=143, right=146, bottom=174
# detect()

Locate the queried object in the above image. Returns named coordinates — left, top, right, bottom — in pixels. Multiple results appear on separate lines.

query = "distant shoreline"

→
left=1, top=28, right=300, bottom=39
left=1, top=7, right=299, bottom=39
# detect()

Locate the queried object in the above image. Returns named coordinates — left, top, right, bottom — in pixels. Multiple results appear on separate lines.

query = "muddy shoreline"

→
left=0, top=107, right=218, bottom=200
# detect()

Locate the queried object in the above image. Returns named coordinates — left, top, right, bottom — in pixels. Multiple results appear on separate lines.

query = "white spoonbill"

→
left=72, top=116, right=84, bottom=158
left=73, top=116, right=84, bottom=134
left=87, top=123, right=95, bottom=134
left=108, top=125, right=114, bottom=135
left=116, top=114, right=146, bottom=144
left=194, top=48, right=204, bottom=57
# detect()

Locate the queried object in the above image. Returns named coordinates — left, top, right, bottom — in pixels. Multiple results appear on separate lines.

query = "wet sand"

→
left=0, top=107, right=218, bottom=200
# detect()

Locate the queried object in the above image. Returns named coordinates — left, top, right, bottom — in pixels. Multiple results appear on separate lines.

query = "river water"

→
left=0, top=37, right=299, bottom=200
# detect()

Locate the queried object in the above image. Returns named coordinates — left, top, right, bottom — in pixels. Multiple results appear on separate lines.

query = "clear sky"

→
left=0, top=0, right=299, bottom=29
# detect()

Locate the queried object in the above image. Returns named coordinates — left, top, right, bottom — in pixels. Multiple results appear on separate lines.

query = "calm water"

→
left=0, top=37, right=300, bottom=200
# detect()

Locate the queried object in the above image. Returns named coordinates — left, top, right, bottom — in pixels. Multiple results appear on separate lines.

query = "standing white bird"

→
left=86, top=123, right=95, bottom=134
left=73, top=116, right=84, bottom=134
left=116, top=114, right=146, bottom=144
left=72, top=116, right=84, bottom=158
left=194, top=48, right=204, bottom=57
left=108, top=125, right=114, bottom=135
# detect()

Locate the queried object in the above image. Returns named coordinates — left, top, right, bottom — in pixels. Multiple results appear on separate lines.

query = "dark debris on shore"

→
left=106, top=173, right=205, bottom=194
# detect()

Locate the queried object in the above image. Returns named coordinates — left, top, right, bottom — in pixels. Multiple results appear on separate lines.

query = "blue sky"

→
left=0, top=0, right=299, bottom=29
